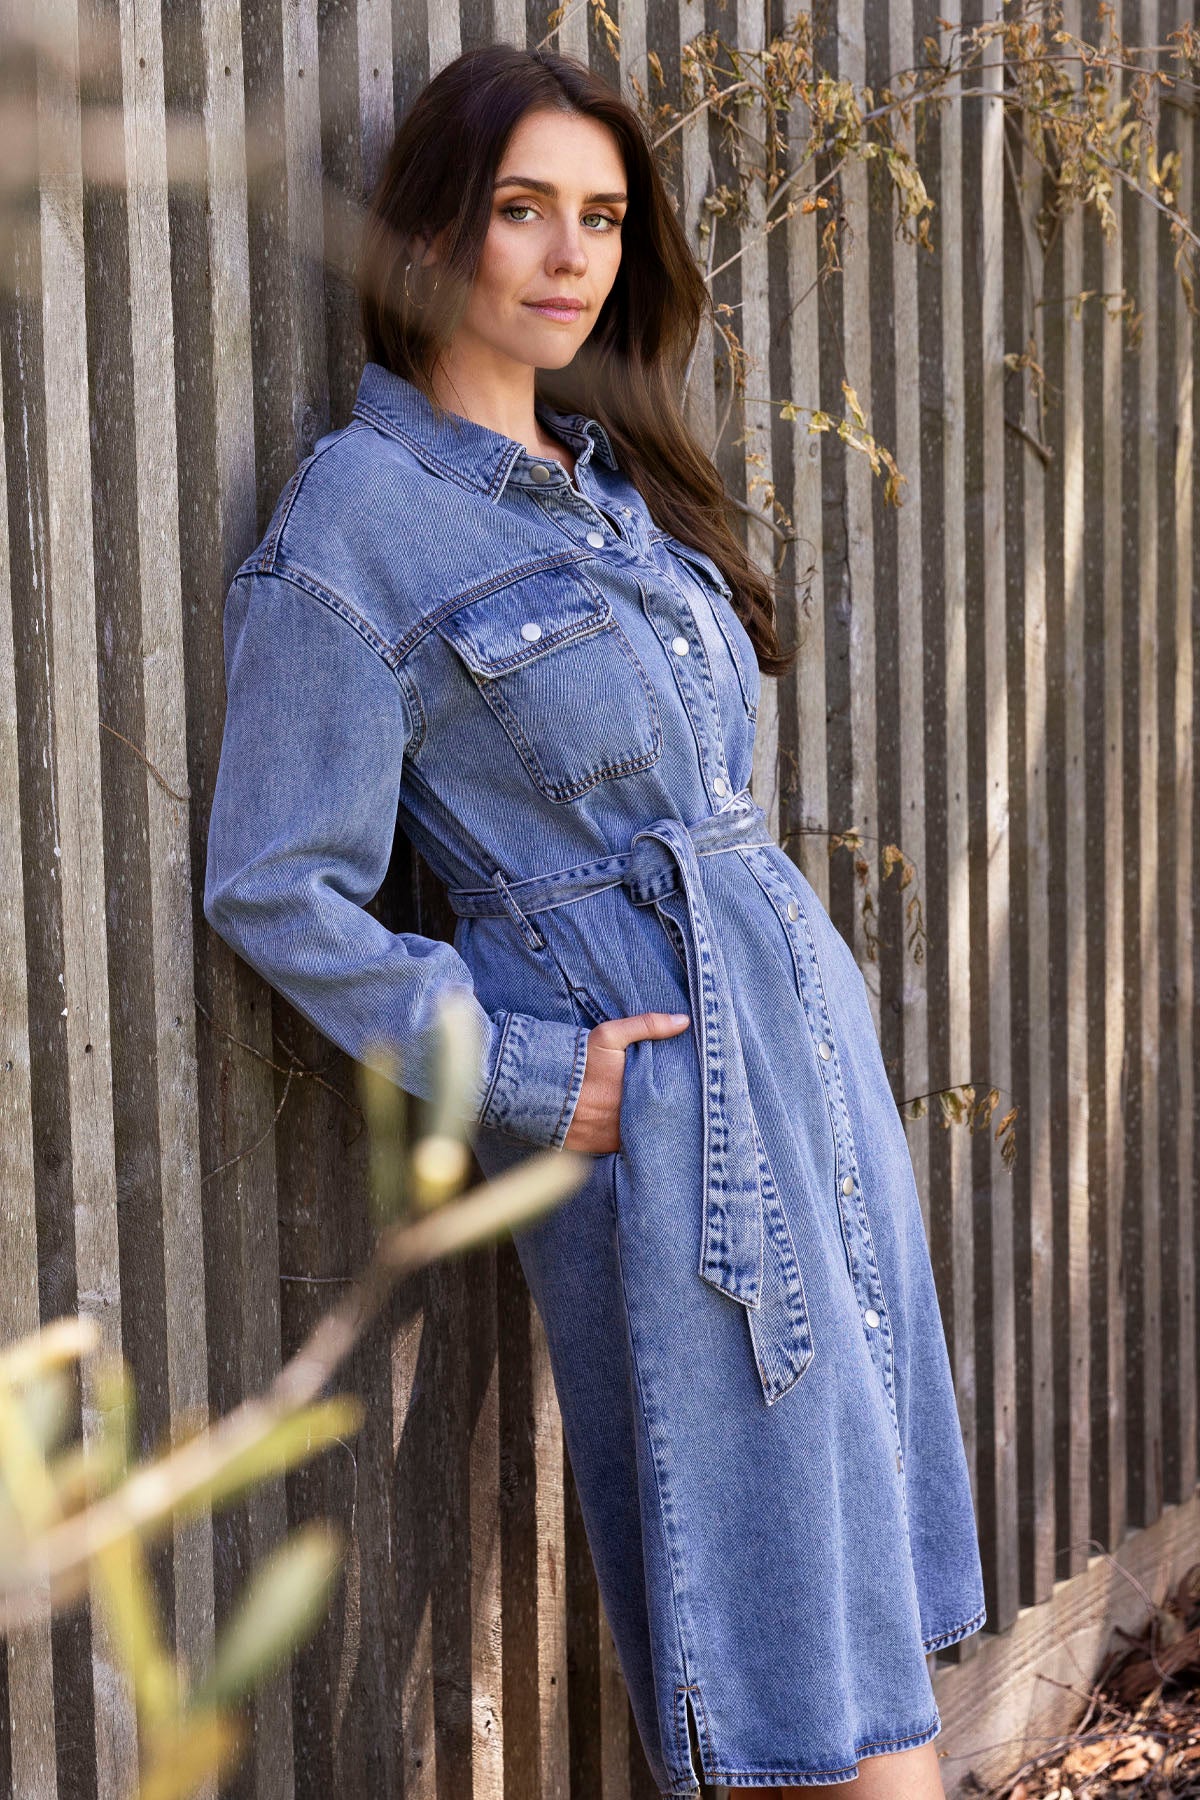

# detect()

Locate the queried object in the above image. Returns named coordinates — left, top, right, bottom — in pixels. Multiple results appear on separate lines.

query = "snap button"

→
left=818, top=1041, right=832, bottom=1061
left=520, top=621, right=543, bottom=642
left=586, top=530, right=605, bottom=548
left=841, top=1174, right=854, bottom=1196
left=864, top=1308, right=880, bottom=1329
left=530, top=463, right=552, bottom=483
left=671, top=635, right=689, bottom=655
left=786, top=898, right=799, bottom=921
left=712, top=777, right=727, bottom=796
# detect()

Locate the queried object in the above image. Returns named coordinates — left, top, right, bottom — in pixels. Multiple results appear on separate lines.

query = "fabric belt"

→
left=446, top=788, right=814, bottom=1405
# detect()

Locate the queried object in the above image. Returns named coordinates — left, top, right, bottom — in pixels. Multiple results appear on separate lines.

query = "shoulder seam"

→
left=232, top=564, right=421, bottom=746
left=257, top=421, right=376, bottom=571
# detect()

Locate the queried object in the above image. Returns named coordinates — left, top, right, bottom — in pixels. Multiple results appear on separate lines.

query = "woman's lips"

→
left=523, top=300, right=584, bottom=323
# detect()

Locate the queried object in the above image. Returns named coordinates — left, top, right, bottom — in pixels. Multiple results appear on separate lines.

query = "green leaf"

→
left=189, top=1523, right=343, bottom=1709
left=138, top=1710, right=243, bottom=1800
left=171, top=1397, right=365, bottom=1526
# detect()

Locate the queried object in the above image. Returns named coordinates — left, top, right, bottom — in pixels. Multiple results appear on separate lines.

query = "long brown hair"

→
left=358, top=43, right=793, bottom=677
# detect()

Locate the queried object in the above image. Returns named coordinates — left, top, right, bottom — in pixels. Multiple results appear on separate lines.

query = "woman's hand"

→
left=562, top=1011, right=691, bottom=1154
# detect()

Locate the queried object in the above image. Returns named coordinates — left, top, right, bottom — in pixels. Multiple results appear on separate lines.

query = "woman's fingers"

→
left=588, top=1010, right=690, bottom=1051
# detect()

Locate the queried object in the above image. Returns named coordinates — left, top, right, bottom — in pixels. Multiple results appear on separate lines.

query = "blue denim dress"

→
left=203, top=362, right=987, bottom=1795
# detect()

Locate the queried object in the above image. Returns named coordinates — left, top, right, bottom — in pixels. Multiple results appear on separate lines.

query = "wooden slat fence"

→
left=0, top=0, right=1196, bottom=1793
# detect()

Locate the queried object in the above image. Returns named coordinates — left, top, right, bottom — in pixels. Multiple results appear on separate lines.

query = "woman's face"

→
left=429, top=106, right=627, bottom=372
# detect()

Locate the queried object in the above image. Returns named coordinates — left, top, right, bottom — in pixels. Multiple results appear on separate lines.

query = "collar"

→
left=351, top=361, right=619, bottom=502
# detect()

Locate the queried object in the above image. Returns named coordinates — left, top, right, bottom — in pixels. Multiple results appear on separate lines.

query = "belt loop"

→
left=489, top=868, right=547, bottom=952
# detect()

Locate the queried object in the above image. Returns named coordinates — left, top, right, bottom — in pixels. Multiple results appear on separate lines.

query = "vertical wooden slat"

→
left=467, top=1247, right=504, bottom=1798
left=1154, top=0, right=1186, bottom=1511
left=888, top=0, right=929, bottom=1236
left=960, top=0, right=1016, bottom=1638
left=1060, top=0, right=1091, bottom=1583
left=1172, top=52, right=1196, bottom=1507
left=838, top=0, right=879, bottom=1013
left=1099, top=0, right=1128, bottom=1555
left=498, top=1243, right=568, bottom=1800
left=678, top=0, right=716, bottom=459
left=939, top=0, right=978, bottom=1593
left=1013, top=72, right=1053, bottom=1609
left=0, top=211, right=59, bottom=1800
left=35, top=0, right=139, bottom=1789
left=738, top=0, right=778, bottom=835
left=115, top=0, right=215, bottom=1691
left=783, top=74, right=828, bottom=908
left=1133, top=0, right=1162, bottom=1527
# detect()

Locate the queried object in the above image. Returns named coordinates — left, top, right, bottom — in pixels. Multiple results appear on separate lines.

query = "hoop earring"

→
left=402, top=261, right=441, bottom=304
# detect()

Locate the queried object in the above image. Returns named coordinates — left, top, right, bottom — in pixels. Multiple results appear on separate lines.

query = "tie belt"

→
left=446, top=789, right=814, bottom=1405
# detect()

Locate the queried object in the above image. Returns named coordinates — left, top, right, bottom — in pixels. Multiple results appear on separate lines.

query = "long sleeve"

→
left=202, top=569, right=590, bottom=1148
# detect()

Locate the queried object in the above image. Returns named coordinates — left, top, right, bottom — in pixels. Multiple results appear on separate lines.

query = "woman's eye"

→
left=500, top=203, right=621, bottom=232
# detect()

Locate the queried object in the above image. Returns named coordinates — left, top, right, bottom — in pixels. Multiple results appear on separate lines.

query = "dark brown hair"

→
left=359, top=43, right=793, bottom=676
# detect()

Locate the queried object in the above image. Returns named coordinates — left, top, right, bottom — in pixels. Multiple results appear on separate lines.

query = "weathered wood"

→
left=1097, top=0, right=1128, bottom=1558
left=0, top=208, right=59, bottom=1800
left=35, top=0, right=138, bottom=1786
left=934, top=1492, right=1200, bottom=1798
left=0, top=0, right=1195, bottom=1791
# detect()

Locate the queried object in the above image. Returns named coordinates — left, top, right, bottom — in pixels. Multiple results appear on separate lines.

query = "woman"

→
left=203, top=42, right=986, bottom=1798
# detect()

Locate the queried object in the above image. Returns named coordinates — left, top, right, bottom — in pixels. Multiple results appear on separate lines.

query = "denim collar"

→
left=351, top=360, right=618, bottom=502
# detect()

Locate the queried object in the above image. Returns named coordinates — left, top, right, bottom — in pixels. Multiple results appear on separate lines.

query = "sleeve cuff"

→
left=476, top=1012, right=591, bottom=1150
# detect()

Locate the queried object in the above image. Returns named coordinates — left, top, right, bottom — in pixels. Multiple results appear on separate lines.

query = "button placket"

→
left=631, top=575, right=733, bottom=810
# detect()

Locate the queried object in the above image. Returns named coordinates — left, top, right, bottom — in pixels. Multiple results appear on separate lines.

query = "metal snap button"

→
left=671, top=635, right=689, bottom=655
left=585, top=530, right=605, bottom=548
left=520, top=621, right=543, bottom=642
left=841, top=1174, right=854, bottom=1195
left=786, top=898, right=799, bottom=921
left=864, top=1308, right=880, bottom=1329
left=712, top=777, right=727, bottom=796
left=818, top=1041, right=832, bottom=1061
left=530, top=463, right=552, bottom=483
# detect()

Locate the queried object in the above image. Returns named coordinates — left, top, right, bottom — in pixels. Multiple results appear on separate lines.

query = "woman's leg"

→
left=727, top=1737, right=946, bottom=1798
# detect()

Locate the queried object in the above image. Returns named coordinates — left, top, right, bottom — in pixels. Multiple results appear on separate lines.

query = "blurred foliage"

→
left=0, top=997, right=587, bottom=1798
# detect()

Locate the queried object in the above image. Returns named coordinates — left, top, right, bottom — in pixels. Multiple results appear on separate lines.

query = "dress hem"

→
left=921, top=1599, right=987, bottom=1653
left=659, top=1709, right=943, bottom=1794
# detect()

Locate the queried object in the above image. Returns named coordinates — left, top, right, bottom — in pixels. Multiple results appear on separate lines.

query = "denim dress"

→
left=203, top=361, right=987, bottom=1795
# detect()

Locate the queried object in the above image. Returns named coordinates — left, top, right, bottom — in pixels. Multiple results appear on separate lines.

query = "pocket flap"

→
left=438, top=568, right=612, bottom=676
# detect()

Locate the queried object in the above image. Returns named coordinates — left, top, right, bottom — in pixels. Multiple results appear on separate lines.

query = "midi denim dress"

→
left=203, top=361, right=987, bottom=1795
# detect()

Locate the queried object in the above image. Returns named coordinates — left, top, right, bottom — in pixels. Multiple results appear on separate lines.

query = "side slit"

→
left=685, top=1688, right=705, bottom=1788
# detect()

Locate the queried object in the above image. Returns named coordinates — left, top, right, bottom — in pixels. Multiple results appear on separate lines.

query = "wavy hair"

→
left=358, top=42, right=793, bottom=676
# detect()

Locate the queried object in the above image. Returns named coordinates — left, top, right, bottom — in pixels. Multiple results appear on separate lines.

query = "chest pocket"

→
left=437, top=565, right=663, bottom=802
left=660, top=536, right=761, bottom=723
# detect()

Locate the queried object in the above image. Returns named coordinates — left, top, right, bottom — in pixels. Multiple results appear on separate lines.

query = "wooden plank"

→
left=910, top=0, right=956, bottom=1398
left=1059, top=0, right=1090, bottom=1584
left=737, top=0, right=778, bottom=836
left=1154, top=0, right=1187, bottom=1510
left=114, top=0, right=215, bottom=1698
left=0, top=230, right=59, bottom=1800
left=783, top=71, right=828, bottom=906
left=467, top=1249, right=504, bottom=1800
left=1098, top=1, right=1127, bottom=1555
left=678, top=0, right=717, bottom=458
left=934, top=1492, right=1200, bottom=1798
left=1013, top=86, right=1054, bottom=1609
left=1130, top=0, right=1162, bottom=1527
left=938, top=0, right=979, bottom=1626
left=887, top=0, right=930, bottom=1237
left=838, top=0, right=879, bottom=1018
left=956, top=0, right=1016, bottom=1640
left=1173, top=48, right=1196, bottom=1506
left=498, top=1243, right=568, bottom=1800
left=170, top=0, right=292, bottom=1793
left=34, top=0, right=139, bottom=1787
